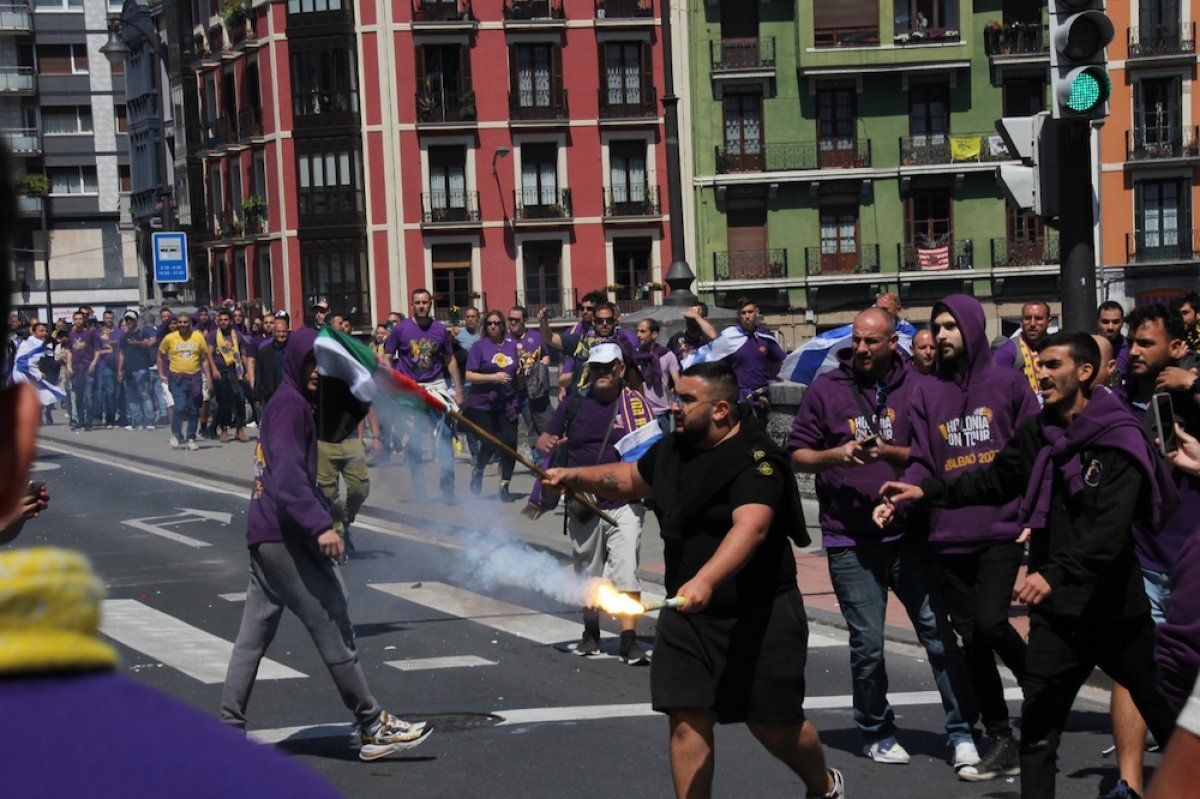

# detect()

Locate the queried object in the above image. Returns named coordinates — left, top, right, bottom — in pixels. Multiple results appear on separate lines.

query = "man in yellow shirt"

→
left=157, top=312, right=213, bottom=451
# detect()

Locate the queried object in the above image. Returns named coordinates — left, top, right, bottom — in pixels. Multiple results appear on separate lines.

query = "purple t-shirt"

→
left=384, top=317, right=453, bottom=383
left=94, top=326, right=122, bottom=371
left=546, top=387, right=653, bottom=509
left=727, top=327, right=786, bottom=396
left=464, top=336, right=519, bottom=415
left=67, top=328, right=100, bottom=376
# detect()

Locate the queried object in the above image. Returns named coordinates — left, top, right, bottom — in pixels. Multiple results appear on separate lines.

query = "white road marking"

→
left=120, top=508, right=233, bottom=549
left=808, top=630, right=845, bottom=648
left=121, top=518, right=210, bottom=548
left=385, top=655, right=497, bottom=671
left=100, top=599, right=305, bottom=684
left=29, top=460, right=61, bottom=472
left=248, top=686, right=1030, bottom=742
left=371, top=581, right=613, bottom=645
left=219, top=592, right=247, bottom=602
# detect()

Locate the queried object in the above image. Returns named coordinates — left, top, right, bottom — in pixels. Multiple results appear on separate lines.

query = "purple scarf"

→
left=1018, top=387, right=1179, bottom=532
left=632, top=344, right=669, bottom=394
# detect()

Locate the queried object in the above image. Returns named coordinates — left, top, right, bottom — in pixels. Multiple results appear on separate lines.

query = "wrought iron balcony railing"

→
left=603, top=185, right=659, bottom=218
left=900, top=133, right=1011, bottom=166
left=1126, top=126, right=1200, bottom=162
left=990, top=236, right=1059, bottom=267
left=421, top=190, right=481, bottom=224
left=1128, top=23, right=1197, bottom=58
left=803, top=244, right=881, bottom=277
left=513, top=187, right=572, bottom=220
left=709, top=37, right=775, bottom=72
left=712, top=249, right=788, bottom=281
left=1126, top=229, right=1199, bottom=264
left=898, top=239, right=974, bottom=271
left=715, top=139, right=872, bottom=173
left=983, top=22, right=1047, bottom=57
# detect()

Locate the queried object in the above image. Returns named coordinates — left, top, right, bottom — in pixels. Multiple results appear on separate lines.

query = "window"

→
left=1135, top=77, right=1182, bottom=148
left=256, top=249, right=273, bottom=310
left=287, top=0, right=343, bottom=12
left=118, top=164, right=131, bottom=193
left=209, top=164, right=223, bottom=229
left=291, top=47, right=359, bottom=118
left=722, top=93, right=762, bottom=169
left=34, top=0, right=83, bottom=9
left=300, top=245, right=369, bottom=326
left=894, top=0, right=958, bottom=36
left=1137, top=179, right=1187, bottom=256
left=520, top=142, right=558, bottom=207
left=603, top=42, right=646, bottom=107
left=229, top=162, right=243, bottom=219
left=114, top=104, right=128, bottom=133
left=417, top=44, right=470, bottom=117
left=817, top=86, right=857, bottom=167
left=47, top=166, right=98, bottom=195
left=814, top=0, right=879, bottom=47
left=909, top=83, right=948, bottom=140
left=432, top=244, right=473, bottom=310
left=1002, top=77, right=1045, bottom=116
left=41, top=105, right=92, bottom=134
left=512, top=44, right=560, bottom=108
left=37, top=44, right=88, bottom=75
left=819, top=205, right=860, bottom=274
left=609, top=140, right=646, bottom=205
left=905, top=189, right=951, bottom=247
left=428, top=145, right=467, bottom=213
left=522, top=241, right=562, bottom=307
left=252, top=150, right=267, bottom=200
left=612, top=239, right=651, bottom=302
left=296, top=148, right=362, bottom=216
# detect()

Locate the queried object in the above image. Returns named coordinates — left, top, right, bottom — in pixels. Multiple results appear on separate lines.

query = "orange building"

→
left=1100, top=1, right=1200, bottom=309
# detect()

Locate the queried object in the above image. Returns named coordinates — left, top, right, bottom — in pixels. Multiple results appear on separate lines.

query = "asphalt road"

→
left=20, top=443, right=1146, bottom=798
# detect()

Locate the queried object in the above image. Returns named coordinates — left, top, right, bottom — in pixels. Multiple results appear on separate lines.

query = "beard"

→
left=676, top=408, right=711, bottom=445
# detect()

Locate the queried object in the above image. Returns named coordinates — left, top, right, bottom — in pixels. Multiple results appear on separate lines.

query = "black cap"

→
left=274, top=310, right=290, bottom=320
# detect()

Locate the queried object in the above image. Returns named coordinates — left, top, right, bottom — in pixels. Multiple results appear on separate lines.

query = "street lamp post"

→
left=657, top=0, right=697, bottom=308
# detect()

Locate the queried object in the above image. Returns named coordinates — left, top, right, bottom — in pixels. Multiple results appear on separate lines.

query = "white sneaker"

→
left=123, top=425, right=135, bottom=431
left=245, top=421, right=257, bottom=429
left=169, top=435, right=180, bottom=448
left=953, top=740, right=981, bottom=770
left=359, top=711, right=433, bottom=761
left=145, top=425, right=156, bottom=431
left=864, top=737, right=911, bottom=764
left=185, top=440, right=199, bottom=451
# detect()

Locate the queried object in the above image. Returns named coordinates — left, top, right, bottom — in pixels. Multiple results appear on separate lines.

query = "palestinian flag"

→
left=313, top=325, right=458, bottom=415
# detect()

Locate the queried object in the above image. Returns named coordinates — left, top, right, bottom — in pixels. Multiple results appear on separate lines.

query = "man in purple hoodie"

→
left=789, top=307, right=979, bottom=770
left=897, top=294, right=1040, bottom=782
left=220, top=326, right=433, bottom=759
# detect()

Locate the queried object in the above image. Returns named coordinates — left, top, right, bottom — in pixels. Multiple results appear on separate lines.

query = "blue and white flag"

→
left=780, top=320, right=918, bottom=386
left=681, top=325, right=779, bottom=370
left=12, top=337, right=66, bottom=407
left=615, top=420, right=664, bottom=462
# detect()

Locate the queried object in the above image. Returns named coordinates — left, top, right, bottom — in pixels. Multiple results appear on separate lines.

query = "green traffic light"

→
left=1067, top=68, right=1110, bottom=113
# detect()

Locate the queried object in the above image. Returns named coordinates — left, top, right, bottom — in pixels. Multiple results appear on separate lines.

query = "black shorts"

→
left=651, top=589, right=808, bottom=726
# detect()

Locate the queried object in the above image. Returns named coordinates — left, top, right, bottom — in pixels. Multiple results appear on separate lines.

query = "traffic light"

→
left=995, top=112, right=1059, bottom=218
left=1049, top=0, right=1114, bottom=119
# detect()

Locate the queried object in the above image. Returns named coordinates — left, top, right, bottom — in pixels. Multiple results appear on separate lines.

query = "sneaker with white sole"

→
left=808, top=767, right=845, bottom=799
left=145, top=425, right=156, bottom=431
left=185, top=440, right=199, bottom=451
left=953, top=740, right=981, bottom=770
left=169, top=435, right=180, bottom=449
left=359, top=711, right=433, bottom=761
left=864, top=736, right=911, bottom=764
left=123, top=425, right=135, bottom=431
left=958, top=734, right=1019, bottom=782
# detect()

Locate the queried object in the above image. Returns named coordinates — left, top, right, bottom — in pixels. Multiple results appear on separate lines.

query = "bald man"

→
left=1091, top=334, right=1117, bottom=389
left=875, top=293, right=903, bottom=321
left=910, top=329, right=936, bottom=376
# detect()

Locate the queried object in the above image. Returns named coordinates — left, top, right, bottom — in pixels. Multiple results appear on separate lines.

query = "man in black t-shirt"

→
left=542, top=361, right=844, bottom=799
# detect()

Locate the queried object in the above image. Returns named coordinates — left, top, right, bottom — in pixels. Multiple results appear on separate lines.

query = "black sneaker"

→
left=498, top=482, right=515, bottom=503
left=958, top=735, right=1020, bottom=782
left=575, top=628, right=601, bottom=657
left=470, top=469, right=483, bottom=496
left=620, top=632, right=650, bottom=666
left=1100, top=779, right=1143, bottom=799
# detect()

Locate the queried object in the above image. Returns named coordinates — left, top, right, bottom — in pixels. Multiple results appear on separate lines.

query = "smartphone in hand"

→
left=1153, top=392, right=1178, bottom=457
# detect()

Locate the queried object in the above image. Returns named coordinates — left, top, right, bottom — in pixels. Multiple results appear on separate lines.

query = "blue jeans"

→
left=96, top=366, right=119, bottom=425
left=406, top=405, right=456, bottom=495
left=70, top=371, right=93, bottom=427
left=826, top=537, right=977, bottom=745
left=169, top=374, right=202, bottom=441
left=125, top=368, right=155, bottom=427
left=1142, top=567, right=1171, bottom=625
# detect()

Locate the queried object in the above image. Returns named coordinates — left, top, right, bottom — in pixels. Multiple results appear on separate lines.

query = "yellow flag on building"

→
left=949, top=135, right=982, bottom=162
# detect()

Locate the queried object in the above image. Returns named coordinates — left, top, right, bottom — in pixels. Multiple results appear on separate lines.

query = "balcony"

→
left=416, top=86, right=476, bottom=125
left=893, top=25, right=960, bottom=45
left=990, top=236, right=1059, bottom=268
left=16, top=194, right=42, bottom=216
left=131, top=188, right=159, bottom=221
left=228, top=16, right=262, bottom=51
left=503, top=0, right=563, bottom=22
left=709, top=37, right=775, bottom=75
left=713, top=250, right=788, bottom=281
left=0, top=3, right=32, bottom=34
left=513, top=188, right=572, bottom=223
left=2, top=127, right=39, bottom=155
left=412, top=0, right=475, bottom=24
left=598, top=86, right=657, bottom=121
left=298, top=187, right=365, bottom=227
left=1126, top=230, right=1199, bottom=264
left=434, top=294, right=488, bottom=322
left=285, top=4, right=354, bottom=31
left=803, top=245, right=881, bottom=277
left=602, top=185, right=660, bottom=219
left=236, top=107, right=264, bottom=143
left=515, top=287, right=577, bottom=321
left=1126, top=126, right=1200, bottom=164
left=509, top=87, right=568, bottom=123
left=0, top=67, right=35, bottom=94
left=814, top=25, right=880, bottom=48
left=421, top=190, right=482, bottom=227
left=898, top=239, right=974, bottom=272
left=714, top=139, right=872, bottom=173
left=900, top=133, right=1010, bottom=167
left=595, top=0, right=652, bottom=21
left=1128, top=23, right=1196, bottom=62
left=983, top=22, right=1048, bottom=61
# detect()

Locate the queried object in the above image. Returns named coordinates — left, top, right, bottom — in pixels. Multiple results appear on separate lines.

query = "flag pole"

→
left=384, top=370, right=620, bottom=527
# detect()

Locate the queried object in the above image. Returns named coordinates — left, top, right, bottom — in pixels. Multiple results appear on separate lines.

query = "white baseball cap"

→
left=586, top=342, right=623, bottom=365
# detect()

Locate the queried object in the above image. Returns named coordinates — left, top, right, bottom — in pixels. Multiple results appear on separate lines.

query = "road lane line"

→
left=385, top=656, right=498, bottom=671
left=807, top=630, right=844, bottom=648
left=219, top=592, right=247, bottom=602
left=100, top=599, right=305, bottom=684
left=371, top=581, right=614, bottom=646
left=121, top=518, right=211, bottom=548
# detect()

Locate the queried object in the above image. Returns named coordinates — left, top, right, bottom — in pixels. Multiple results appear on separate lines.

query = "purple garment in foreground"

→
left=384, top=317, right=453, bottom=383
left=1159, top=530, right=1200, bottom=714
left=0, top=670, right=343, bottom=798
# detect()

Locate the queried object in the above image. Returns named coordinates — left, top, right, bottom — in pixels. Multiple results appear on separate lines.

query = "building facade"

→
left=1099, top=0, right=1200, bottom=309
left=5, top=0, right=137, bottom=321
left=181, top=0, right=670, bottom=328
left=686, top=0, right=1060, bottom=340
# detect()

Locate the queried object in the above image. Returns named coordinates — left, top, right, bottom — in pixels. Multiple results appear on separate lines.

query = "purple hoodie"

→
left=787, top=351, right=913, bottom=547
left=246, top=326, right=334, bottom=546
left=901, top=295, right=1041, bottom=553
left=1158, top=530, right=1200, bottom=714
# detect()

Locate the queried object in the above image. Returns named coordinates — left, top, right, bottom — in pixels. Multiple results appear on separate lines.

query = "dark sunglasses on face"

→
left=579, top=305, right=595, bottom=312
left=594, top=317, right=615, bottom=326
left=485, top=320, right=503, bottom=327
left=590, top=362, right=617, bottom=376
left=507, top=317, right=523, bottom=323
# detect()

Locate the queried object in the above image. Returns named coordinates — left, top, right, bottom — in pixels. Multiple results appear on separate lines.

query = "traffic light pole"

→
left=1056, top=118, right=1097, bottom=331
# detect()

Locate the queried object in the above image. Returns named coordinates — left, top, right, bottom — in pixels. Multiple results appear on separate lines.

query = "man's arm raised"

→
left=542, top=461, right=652, bottom=503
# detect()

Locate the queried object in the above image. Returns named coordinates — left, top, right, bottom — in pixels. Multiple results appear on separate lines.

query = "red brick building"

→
left=188, top=0, right=670, bottom=326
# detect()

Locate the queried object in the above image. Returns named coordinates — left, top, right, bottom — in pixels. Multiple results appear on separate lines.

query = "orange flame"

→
left=591, top=581, right=646, bottom=616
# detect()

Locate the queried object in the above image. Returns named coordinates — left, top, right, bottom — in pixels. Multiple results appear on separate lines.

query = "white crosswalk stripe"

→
left=101, top=599, right=306, bottom=684
left=386, top=656, right=497, bottom=671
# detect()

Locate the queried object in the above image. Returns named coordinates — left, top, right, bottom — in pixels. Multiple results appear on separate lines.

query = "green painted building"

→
left=684, top=0, right=1059, bottom=335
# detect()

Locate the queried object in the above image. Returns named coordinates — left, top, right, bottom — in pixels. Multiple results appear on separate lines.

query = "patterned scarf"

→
left=216, top=328, right=244, bottom=378
left=1018, top=336, right=1040, bottom=396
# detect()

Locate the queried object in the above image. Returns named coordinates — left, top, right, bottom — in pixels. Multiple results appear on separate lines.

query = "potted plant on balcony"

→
left=605, top=283, right=626, bottom=295
left=15, top=173, right=50, bottom=197
left=459, top=90, right=477, bottom=120
left=231, top=217, right=245, bottom=237
left=221, top=0, right=250, bottom=30
left=242, top=194, right=265, bottom=225
left=418, top=88, right=439, bottom=120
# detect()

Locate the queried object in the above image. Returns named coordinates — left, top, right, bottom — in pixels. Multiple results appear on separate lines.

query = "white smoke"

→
left=456, top=528, right=594, bottom=607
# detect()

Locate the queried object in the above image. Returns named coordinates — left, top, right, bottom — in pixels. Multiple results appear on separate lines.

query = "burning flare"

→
left=591, top=582, right=646, bottom=616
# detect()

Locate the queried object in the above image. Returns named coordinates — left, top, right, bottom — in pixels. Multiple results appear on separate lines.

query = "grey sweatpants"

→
left=219, top=539, right=381, bottom=730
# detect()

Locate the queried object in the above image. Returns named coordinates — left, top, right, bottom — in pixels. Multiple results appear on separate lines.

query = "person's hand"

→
left=538, top=308, right=549, bottom=323
left=536, top=433, right=564, bottom=456
left=493, top=372, right=512, bottom=385
left=682, top=308, right=699, bottom=321
left=557, top=386, right=568, bottom=403
left=1016, top=528, right=1032, bottom=544
left=879, top=480, right=925, bottom=505
left=872, top=502, right=895, bottom=529
left=368, top=436, right=384, bottom=455
left=88, top=362, right=96, bottom=374
left=116, top=370, right=123, bottom=383
left=1167, top=424, right=1200, bottom=476
left=317, top=530, right=344, bottom=560
left=835, top=440, right=876, bottom=467
left=674, top=576, right=713, bottom=614
left=1014, top=572, right=1052, bottom=606
left=454, top=388, right=464, bottom=406
left=17, top=484, right=49, bottom=520
left=540, top=467, right=575, bottom=497
left=1157, top=366, right=1198, bottom=392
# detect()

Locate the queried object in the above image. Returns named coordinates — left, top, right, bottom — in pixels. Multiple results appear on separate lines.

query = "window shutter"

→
left=552, top=45, right=563, bottom=101
left=640, top=43, right=652, bottom=103
left=415, top=46, right=426, bottom=92
left=458, top=44, right=471, bottom=92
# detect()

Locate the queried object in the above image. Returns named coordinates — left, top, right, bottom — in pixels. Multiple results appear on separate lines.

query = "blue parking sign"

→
left=153, top=232, right=188, bottom=283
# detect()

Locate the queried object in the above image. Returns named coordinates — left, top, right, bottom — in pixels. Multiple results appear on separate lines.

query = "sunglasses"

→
left=507, top=317, right=523, bottom=323
left=590, top=362, right=617, bottom=376
left=594, top=317, right=615, bottom=325
left=485, top=320, right=504, bottom=327
left=578, top=305, right=595, bottom=312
